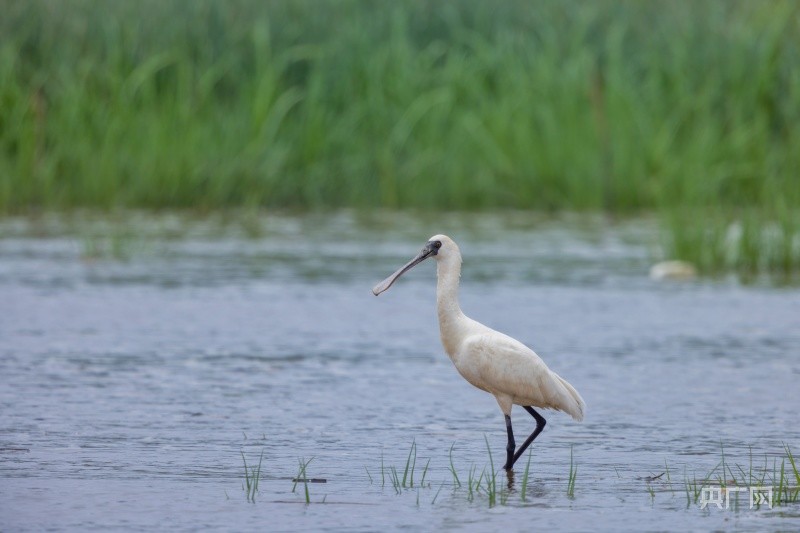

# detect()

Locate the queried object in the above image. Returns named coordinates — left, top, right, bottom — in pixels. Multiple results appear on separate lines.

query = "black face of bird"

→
left=371, top=239, right=441, bottom=296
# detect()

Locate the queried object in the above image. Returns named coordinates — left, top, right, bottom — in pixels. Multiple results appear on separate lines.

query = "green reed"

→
left=567, top=445, right=577, bottom=498
left=520, top=449, right=533, bottom=501
left=292, top=457, right=314, bottom=504
left=483, top=435, right=497, bottom=507
left=381, top=439, right=429, bottom=494
left=372, top=438, right=590, bottom=507
left=660, top=207, right=800, bottom=280
left=2, top=1, right=798, bottom=209
left=448, top=443, right=461, bottom=488
left=241, top=450, right=263, bottom=503
left=6, top=1, right=797, bottom=274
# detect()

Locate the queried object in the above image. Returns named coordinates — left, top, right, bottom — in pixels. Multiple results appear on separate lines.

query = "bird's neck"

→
left=436, top=252, right=467, bottom=356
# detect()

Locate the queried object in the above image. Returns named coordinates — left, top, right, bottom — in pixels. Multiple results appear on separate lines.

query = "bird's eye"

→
left=434, top=241, right=442, bottom=249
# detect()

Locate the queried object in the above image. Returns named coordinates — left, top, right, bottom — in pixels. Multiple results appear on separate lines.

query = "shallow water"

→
left=1, top=212, right=799, bottom=531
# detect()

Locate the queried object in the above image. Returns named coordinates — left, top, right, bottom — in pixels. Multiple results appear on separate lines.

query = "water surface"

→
left=1, top=212, right=799, bottom=531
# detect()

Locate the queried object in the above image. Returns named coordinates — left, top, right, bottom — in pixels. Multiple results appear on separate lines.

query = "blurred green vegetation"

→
left=1, top=0, right=799, bottom=275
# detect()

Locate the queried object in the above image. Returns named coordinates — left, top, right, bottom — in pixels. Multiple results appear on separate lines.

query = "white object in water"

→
left=649, top=260, right=697, bottom=280
left=373, top=235, right=585, bottom=471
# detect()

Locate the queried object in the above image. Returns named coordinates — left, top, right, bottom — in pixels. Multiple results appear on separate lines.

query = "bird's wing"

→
left=459, top=332, right=585, bottom=421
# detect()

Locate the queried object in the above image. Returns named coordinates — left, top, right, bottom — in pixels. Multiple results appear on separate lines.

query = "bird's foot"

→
left=505, top=468, right=515, bottom=490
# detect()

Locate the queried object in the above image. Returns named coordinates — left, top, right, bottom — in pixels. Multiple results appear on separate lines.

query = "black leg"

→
left=503, top=414, right=515, bottom=470
left=511, top=406, right=547, bottom=467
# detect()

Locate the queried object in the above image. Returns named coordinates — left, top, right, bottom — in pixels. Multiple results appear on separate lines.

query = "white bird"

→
left=373, top=235, right=585, bottom=471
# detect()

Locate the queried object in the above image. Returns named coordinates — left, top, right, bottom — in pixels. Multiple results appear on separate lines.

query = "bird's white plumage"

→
left=456, top=332, right=584, bottom=420
left=398, top=234, right=586, bottom=421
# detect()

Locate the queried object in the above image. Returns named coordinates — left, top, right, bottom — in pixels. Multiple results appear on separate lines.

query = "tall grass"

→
left=661, top=207, right=800, bottom=280
left=1, top=1, right=799, bottom=273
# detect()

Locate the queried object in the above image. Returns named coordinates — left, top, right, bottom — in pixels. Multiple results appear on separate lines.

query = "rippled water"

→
left=2, top=212, right=799, bottom=531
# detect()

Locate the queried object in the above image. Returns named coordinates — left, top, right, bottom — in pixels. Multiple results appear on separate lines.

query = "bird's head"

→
left=372, top=234, right=457, bottom=296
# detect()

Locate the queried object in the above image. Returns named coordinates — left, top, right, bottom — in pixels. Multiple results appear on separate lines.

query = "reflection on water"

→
left=1, top=212, right=799, bottom=530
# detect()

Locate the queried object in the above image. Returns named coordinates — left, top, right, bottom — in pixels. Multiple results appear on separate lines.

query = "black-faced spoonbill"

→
left=373, top=235, right=585, bottom=471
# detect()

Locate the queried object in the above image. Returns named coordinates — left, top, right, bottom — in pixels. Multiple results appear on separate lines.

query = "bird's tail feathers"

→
left=552, top=372, right=586, bottom=422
